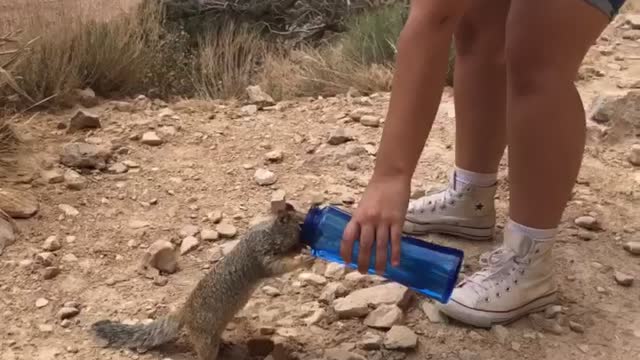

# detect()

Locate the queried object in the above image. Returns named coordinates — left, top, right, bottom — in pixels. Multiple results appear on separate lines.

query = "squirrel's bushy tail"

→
left=91, top=312, right=183, bottom=349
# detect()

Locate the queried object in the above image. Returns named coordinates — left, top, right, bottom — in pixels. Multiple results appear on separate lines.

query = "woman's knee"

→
left=454, top=1, right=509, bottom=65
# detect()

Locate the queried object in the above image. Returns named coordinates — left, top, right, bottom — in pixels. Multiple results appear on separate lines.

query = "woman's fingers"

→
left=357, top=224, right=376, bottom=273
left=375, top=224, right=389, bottom=274
left=390, top=223, right=403, bottom=267
left=340, top=219, right=360, bottom=264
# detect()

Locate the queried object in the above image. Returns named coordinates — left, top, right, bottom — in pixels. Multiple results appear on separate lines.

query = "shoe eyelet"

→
left=485, top=297, right=490, bottom=302
left=514, top=280, right=518, bottom=284
left=535, top=249, right=540, bottom=254
left=496, top=293, right=500, bottom=297
left=506, top=287, right=510, bottom=292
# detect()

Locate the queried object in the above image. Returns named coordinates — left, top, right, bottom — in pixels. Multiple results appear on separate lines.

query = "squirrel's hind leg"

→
left=264, top=254, right=314, bottom=276
left=188, top=331, right=220, bottom=360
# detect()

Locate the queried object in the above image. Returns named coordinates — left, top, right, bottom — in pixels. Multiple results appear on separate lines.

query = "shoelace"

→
left=407, top=186, right=463, bottom=214
left=462, top=247, right=527, bottom=297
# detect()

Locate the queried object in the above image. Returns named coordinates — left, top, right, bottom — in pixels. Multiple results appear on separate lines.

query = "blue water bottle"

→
left=300, top=205, right=464, bottom=303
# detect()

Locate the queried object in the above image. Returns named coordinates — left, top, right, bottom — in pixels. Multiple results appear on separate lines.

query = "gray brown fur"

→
left=91, top=205, right=311, bottom=360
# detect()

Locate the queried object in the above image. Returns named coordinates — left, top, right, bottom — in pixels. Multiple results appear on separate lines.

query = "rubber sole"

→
left=436, top=291, right=558, bottom=328
left=403, top=221, right=495, bottom=241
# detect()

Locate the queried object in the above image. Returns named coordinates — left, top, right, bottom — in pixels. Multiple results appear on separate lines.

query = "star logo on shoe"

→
left=475, top=202, right=484, bottom=211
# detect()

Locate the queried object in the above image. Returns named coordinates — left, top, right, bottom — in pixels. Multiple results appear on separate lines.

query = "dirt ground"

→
left=2, top=8, right=640, bottom=360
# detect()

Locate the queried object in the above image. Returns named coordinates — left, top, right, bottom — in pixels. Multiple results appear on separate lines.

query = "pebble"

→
left=623, top=241, right=640, bottom=255
left=626, top=14, right=640, bottom=29
left=107, top=162, right=128, bottom=174
left=43, top=267, right=60, bottom=280
left=333, top=296, right=370, bottom=318
left=323, top=349, right=366, bottom=360
left=38, top=324, right=54, bottom=333
left=421, top=301, right=446, bottom=323
left=58, top=204, right=79, bottom=217
left=327, top=128, right=354, bottom=145
left=141, top=132, right=163, bottom=146
left=596, top=286, right=608, bottom=294
left=458, top=350, right=480, bottom=360
left=342, top=283, right=412, bottom=309
left=511, top=342, right=522, bottom=352
left=254, top=168, right=277, bottom=186
left=364, top=304, right=404, bottom=329
left=544, top=305, right=563, bottom=318
left=629, top=144, right=640, bottom=166
left=179, top=225, right=200, bottom=238
left=36, top=252, right=55, bottom=266
left=262, top=285, right=282, bottom=297
left=246, top=85, right=275, bottom=107
left=68, top=110, right=101, bottom=132
left=42, top=236, right=61, bottom=251
left=123, top=160, right=140, bottom=169
left=41, top=169, right=64, bottom=184
left=270, top=190, right=287, bottom=213
left=577, top=231, right=596, bottom=241
left=64, top=170, right=86, bottom=190
left=221, top=240, right=240, bottom=255
left=200, top=229, right=219, bottom=241
left=298, top=272, right=328, bottom=286
left=304, top=309, right=326, bottom=326
left=35, top=298, right=49, bottom=308
left=529, top=313, right=567, bottom=335
left=60, top=142, right=111, bottom=169
left=383, top=325, right=418, bottom=350
left=62, top=253, right=78, bottom=262
left=216, top=223, right=237, bottom=238
left=569, top=321, right=585, bottom=333
left=60, top=319, right=72, bottom=328
left=57, top=307, right=80, bottom=320
left=208, top=210, right=223, bottom=223
left=491, top=325, right=509, bottom=344
left=319, top=282, right=349, bottom=303
left=324, top=263, right=346, bottom=279
left=153, top=275, right=168, bottom=286
left=614, top=271, right=634, bottom=286
left=360, top=332, right=383, bottom=350
left=359, top=115, right=380, bottom=127
left=145, top=240, right=177, bottom=274
left=180, top=236, right=199, bottom=255
left=574, top=216, right=600, bottom=230
left=344, top=271, right=367, bottom=284
left=265, top=150, right=283, bottom=162
left=241, top=104, right=258, bottom=115
left=345, top=157, right=359, bottom=171
left=129, top=220, right=151, bottom=229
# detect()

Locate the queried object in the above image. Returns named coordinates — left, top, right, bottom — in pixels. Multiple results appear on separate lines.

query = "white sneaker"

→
left=403, top=173, right=497, bottom=240
left=435, top=229, right=558, bottom=328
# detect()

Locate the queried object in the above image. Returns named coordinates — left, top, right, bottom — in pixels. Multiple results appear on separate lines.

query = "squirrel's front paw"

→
left=294, top=253, right=315, bottom=269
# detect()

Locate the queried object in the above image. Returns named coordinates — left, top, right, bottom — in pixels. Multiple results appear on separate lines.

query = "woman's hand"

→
left=340, top=175, right=411, bottom=275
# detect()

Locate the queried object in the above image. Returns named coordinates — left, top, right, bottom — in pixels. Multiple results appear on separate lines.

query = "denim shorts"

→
left=586, top=0, right=627, bottom=19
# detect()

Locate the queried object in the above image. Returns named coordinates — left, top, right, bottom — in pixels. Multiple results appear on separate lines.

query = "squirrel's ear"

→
left=274, top=203, right=294, bottom=222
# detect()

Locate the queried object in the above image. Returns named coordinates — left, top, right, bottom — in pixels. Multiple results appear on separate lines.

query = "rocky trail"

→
left=1, top=12, right=640, bottom=360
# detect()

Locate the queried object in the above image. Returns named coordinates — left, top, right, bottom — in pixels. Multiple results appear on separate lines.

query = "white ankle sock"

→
left=453, top=166, right=497, bottom=188
left=506, top=218, right=557, bottom=241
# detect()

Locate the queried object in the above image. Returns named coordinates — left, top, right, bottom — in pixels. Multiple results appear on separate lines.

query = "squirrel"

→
left=91, top=203, right=312, bottom=360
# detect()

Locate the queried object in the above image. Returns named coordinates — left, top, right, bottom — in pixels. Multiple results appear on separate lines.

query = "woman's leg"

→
left=437, top=0, right=617, bottom=327
left=403, top=0, right=510, bottom=240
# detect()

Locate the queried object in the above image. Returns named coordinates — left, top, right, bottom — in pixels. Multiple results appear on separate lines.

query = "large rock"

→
left=143, top=240, right=178, bottom=274
left=332, top=296, right=369, bottom=318
left=588, top=90, right=640, bottom=143
left=246, top=85, right=275, bottom=107
left=60, top=142, right=111, bottom=169
left=327, top=128, right=354, bottom=145
left=68, top=110, right=101, bottom=132
left=0, top=188, right=39, bottom=218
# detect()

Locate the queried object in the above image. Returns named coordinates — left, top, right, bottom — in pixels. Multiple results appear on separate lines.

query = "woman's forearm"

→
left=373, top=14, right=459, bottom=181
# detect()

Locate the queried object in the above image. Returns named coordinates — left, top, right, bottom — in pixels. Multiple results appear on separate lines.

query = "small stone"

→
left=383, top=325, right=418, bottom=350
left=574, top=216, right=601, bottom=230
left=129, top=220, right=150, bottom=229
left=529, top=313, right=567, bottom=335
left=596, top=286, right=607, bottom=294
left=327, top=128, right=354, bottom=145
left=265, top=150, right=283, bottom=162
left=60, top=142, right=111, bottom=169
left=333, top=296, right=370, bottom=318
left=68, top=110, right=101, bottom=132
left=511, top=342, right=522, bottom=352
left=57, top=307, right=80, bottom=320
left=122, top=160, right=140, bottom=169
left=262, top=285, right=281, bottom=297
left=39, top=324, right=54, bottom=333
left=344, top=271, right=367, bottom=284
left=180, top=236, right=199, bottom=255
left=298, top=272, right=327, bottom=286
left=246, top=85, right=275, bottom=107
left=208, top=210, right=223, bottom=223
left=348, top=108, right=371, bottom=121
left=62, top=253, right=78, bottom=262
left=364, top=304, right=404, bottom=329
left=216, top=223, right=237, bottom=238
left=35, top=298, right=49, bottom=308
left=58, top=204, right=79, bottom=217
left=221, top=240, right=240, bottom=255
left=60, top=319, right=72, bottom=328
left=319, top=282, right=349, bottom=303
left=492, top=325, right=509, bottom=344
left=241, top=104, right=258, bottom=115
left=141, top=132, right=163, bottom=146
left=64, top=170, right=86, bottom=190
left=323, top=349, right=366, bottom=360
left=200, top=229, right=219, bottom=241
left=544, top=305, right=563, bottom=318
left=569, top=321, right=585, bottom=333
left=629, top=145, right=640, bottom=166
left=360, top=332, right=383, bottom=350
left=145, top=240, right=177, bottom=274
left=421, top=301, right=446, bottom=323
left=343, top=282, right=412, bottom=309
left=153, top=275, right=168, bottom=286
left=254, top=168, right=277, bottom=186
left=179, top=225, right=200, bottom=238
left=107, top=162, right=128, bottom=174
left=625, top=14, right=640, bottom=29
left=36, top=252, right=55, bottom=266
left=270, top=190, right=287, bottom=213
left=324, top=263, right=346, bottom=279
left=623, top=241, right=640, bottom=255
left=458, top=350, right=480, bottom=360
left=43, top=267, right=60, bottom=279
left=577, top=231, right=596, bottom=241
left=43, top=236, right=61, bottom=251
left=158, top=108, right=175, bottom=118
left=359, top=115, right=380, bottom=127
left=614, top=271, right=634, bottom=286
left=41, top=169, right=65, bottom=184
